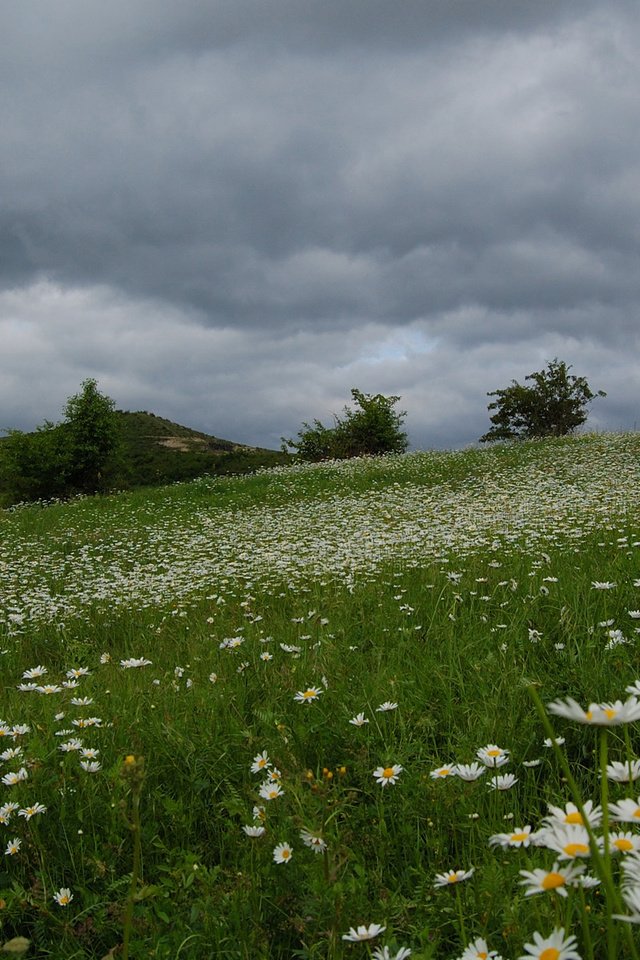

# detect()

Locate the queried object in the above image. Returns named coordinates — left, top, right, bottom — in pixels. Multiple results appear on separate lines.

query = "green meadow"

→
left=2, top=433, right=640, bottom=958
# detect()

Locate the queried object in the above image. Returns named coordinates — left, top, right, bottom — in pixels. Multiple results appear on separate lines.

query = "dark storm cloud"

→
left=1, top=0, right=640, bottom=449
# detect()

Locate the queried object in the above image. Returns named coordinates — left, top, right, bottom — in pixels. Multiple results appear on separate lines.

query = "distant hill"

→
left=0, top=410, right=289, bottom=503
left=116, top=410, right=289, bottom=488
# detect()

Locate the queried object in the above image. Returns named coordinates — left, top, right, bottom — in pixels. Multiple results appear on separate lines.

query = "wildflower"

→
left=349, top=713, right=370, bottom=726
left=59, top=738, right=84, bottom=752
left=252, top=804, right=266, bottom=821
left=519, top=861, right=585, bottom=897
left=66, top=667, right=90, bottom=679
left=523, top=759, right=542, bottom=768
left=455, top=762, right=486, bottom=781
left=433, top=868, right=475, bottom=887
left=0, top=747, right=22, bottom=762
left=342, top=923, right=386, bottom=941
left=294, top=687, right=322, bottom=704
left=547, top=695, right=640, bottom=725
left=53, top=887, right=73, bottom=907
left=608, top=831, right=640, bottom=854
left=373, top=764, right=403, bottom=787
left=543, top=800, right=602, bottom=829
left=300, top=829, right=327, bottom=853
left=4, top=837, right=21, bottom=856
left=489, top=825, right=533, bottom=848
left=36, top=684, right=62, bottom=695
left=537, top=823, right=592, bottom=860
left=259, top=782, right=284, bottom=801
left=372, top=948, right=412, bottom=960
left=80, top=748, right=100, bottom=759
left=458, top=937, right=502, bottom=959
left=120, top=658, right=152, bottom=668
left=519, top=926, right=581, bottom=960
left=12, top=725, right=30, bottom=737
left=430, top=765, right=458, bottom=779
left=543, top=736, right=565, bottom=747
left=477, top=744, right=509, bottom=767
left=70, top=697, right=94, bottom=707
left=22, top=666, right=47, bottom=679
left=376, top=702, right=398, bottom=712
left=592, top=581, right=616, bottom=589
left=250, top=751, right=271, bottom=774
left=80, top=760, right=102, bottom=773
left=242, top=825, right=266, bottom=837
left=208, top=673, right=218, bottom=684
left=606, top=759, right=640, bottom=782
left=609, top=797, right=640, bottom=823
left=1, top=767, right=28, bottom=786
left=0, top=802, right=19, bottom=824
left=18, top=803, right=47, bottom=819
left=260, top=652, right=273, bottom=661
left=272, top=842, right=293, bottom=864
left=487, top=773, right=518, bottom=791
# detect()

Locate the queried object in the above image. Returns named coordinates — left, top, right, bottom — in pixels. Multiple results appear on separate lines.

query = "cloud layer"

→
left=1, top=1, right=638, bottom=449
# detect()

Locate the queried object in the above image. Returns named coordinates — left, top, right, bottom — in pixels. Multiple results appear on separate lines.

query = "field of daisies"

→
left=3, top=433, right=640, bottom=958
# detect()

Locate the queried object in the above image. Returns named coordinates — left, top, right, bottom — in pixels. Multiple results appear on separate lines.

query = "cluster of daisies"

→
left=242, top=751, right=327, bottom=864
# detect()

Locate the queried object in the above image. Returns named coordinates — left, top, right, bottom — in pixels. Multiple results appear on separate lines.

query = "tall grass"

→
left=1, top=434, right=640, bottom=957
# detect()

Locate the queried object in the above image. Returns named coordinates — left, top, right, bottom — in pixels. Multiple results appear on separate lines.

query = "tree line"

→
left=0, top=360, right=606, bottom=505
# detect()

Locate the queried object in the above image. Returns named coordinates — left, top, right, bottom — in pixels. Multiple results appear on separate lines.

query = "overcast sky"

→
left=2, top=0, right=639, bottom=451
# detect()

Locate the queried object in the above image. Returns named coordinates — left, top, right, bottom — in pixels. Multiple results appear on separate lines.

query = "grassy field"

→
left=2, top=433, right=640, bottom=958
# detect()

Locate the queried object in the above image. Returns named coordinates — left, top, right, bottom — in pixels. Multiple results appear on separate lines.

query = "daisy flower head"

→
left=455, top=762, right=486, bottom=781
left=592, top=581, right=616, bottom=590
left=607, top=759, right=640, bottom=782
left=259, top=782, right=284, bottom=801
left=543, top=736, right=566, bottom=748
left=272, top=842, right=293, bottom=864
left=609, top=797, right=640, bottom=823
left=22, top=665, right=47, bottom=679
left=1, top=767, right=28, bottom=786
left=18, top=802, right=47, bottom=819
left=300, top=829, right=327, bottom=853
left=120, top=657, right=152, bottom=669
left=548, top=695, right=640, bottom=725
left=626, top=680, right=640, bottom=697
left=519, top=861, right=585, bottom=898
left=489, top=825, right=533, bottom=849
left=53, top=887, right=73, bottom=907
left=349, top=712, right=370, bottom=727
left=250, top=751, right=271, bottom=774
left=0, top=802, right=19, bottom=825
left=372, top=947, right=412, bottom=960
left=608, top=831, right=640, bottom=855
left=373, top=764, right=403, bottom=787
left=342, top=923, right=386, bottom=942
left=487, top=773, right=518, bottom=791
left=459, top=937, right=502, bottom=959
left=294, top=686, right=322, bottom=704
left=543, top=800, right=602, bottom=830
left=4, top=837, right=21, bottom=856
left=477, top=744, right=509, bottom=768
left=242, top=824, right=266, bottom=837
left=376, top=702, right=398, bottom=712
left=430, top=764, right=458, bottom=780
left=434, top=867, right=475, bottom=888
left=80, top=760, right=102, bottom=773
left=519, top=926, right=581, bottom=960
left=66, top=667, right=90, bottom=679
left=537, top=823, right=592, bottom=860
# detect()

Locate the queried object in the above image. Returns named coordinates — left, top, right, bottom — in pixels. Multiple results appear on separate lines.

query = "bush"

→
left=284, top=389, right=408, bottom=461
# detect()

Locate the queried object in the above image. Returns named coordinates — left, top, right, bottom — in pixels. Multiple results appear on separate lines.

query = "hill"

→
left=116, top=410, right=288, bottom=488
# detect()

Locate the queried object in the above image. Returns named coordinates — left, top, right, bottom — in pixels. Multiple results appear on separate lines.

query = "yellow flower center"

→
left=447, top=873, right=459, bottom=883
left=539, top=949, right=560, bottom=960
left=633, top=808, right=640, bottom=818
left=486, top=749, right=501, bottom=757
left=477, top=954, right=488, bottom=959
left=510, top=832, right=528, bottom=843
left=604, top=708, right=618, bottom=719
left=302, top=690, right=315, bottom=698
left=383, top=767, right=395, bottom=778
left=613, top=838, right=634, bottom=852
left=585, top=710, right=593, bottom=721
left=563, top=842, right=589, bottom=857
left=281, top=849, right=290, bottom=859
left=438, top=768, right=452, bottom=776
left=565, top=811, right=584, bottom=825
left=542, top=871, right=566, bottom=890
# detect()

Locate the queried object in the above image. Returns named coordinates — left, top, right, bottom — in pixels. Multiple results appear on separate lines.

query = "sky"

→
left=2, top=0, right=639, bottom=451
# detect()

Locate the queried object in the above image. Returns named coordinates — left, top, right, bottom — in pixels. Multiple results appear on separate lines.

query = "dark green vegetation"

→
left=283, top=388, right=408, bottom=461
left=0, top=389, right=288, bottom=507
left=480, top=358, right=606, bottom=443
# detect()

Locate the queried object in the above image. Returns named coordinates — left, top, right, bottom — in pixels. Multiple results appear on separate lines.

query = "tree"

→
left=0, top=379, right=121, bottom=503
left=283, top=389, right=408, bottom=461
left=480, top=359, right=606, bottom=443
left=62, top=378, right=121, bottom=493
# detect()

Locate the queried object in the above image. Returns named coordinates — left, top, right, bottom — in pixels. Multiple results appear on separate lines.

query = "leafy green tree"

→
left=0, top=379, right=121, bottom=503
left=480, top=359, right=606, bottom=443
left=284, top=389, right=408, bottom=461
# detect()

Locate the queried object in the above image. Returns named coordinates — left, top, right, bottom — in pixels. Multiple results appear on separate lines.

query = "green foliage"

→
left=0, top=379, right=121, bottom=504
left=284, top=388, right=408, bottom=461
left=480, top=358, right=606, bottom=443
